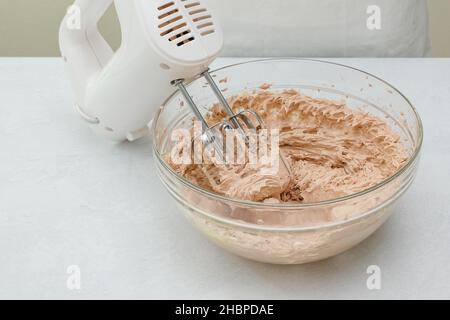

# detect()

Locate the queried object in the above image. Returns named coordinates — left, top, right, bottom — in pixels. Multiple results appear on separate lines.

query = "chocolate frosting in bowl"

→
left=168, top=89, right=409, bottom=204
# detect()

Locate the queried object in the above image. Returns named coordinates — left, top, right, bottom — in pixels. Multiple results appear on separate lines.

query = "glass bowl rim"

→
left=152, top=58, right=423, bottom=211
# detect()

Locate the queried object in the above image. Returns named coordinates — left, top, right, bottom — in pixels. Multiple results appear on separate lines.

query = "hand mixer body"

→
left=60, top=0, right=223, bottom=141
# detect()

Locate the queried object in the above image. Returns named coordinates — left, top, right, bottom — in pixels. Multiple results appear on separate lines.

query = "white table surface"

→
left=0, top=57, right=449, bottom=300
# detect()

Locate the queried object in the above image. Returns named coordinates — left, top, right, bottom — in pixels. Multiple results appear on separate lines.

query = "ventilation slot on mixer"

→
left=188, top=8, right=207, bottom=15
left=160, top=22, right=187, bottom=36
left=192, top=15, right=210, bottom=22
left=158, top=15, right=183, bottom=29
left=177, top=37, right=195, bottom=46
left=169, top=29, right=190, bottom=41
left=158, top=2, right=175, bottom=10
left=158, top=8, right=179, bottom=20
left=158, top=1, right=195, bottom=47
left=184, top=2, right=200, bottom=9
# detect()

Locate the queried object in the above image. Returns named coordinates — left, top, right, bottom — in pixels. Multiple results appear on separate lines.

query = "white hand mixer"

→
left=60, top=0, right=290, bottom=173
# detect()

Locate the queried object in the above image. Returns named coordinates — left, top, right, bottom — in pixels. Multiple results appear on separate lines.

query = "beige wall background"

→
left=0, top=0, right=449, bottom=57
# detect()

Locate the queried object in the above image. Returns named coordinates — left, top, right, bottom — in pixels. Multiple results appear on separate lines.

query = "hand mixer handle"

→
left=60, top=0, right=223, bottom=142
left=59, top=0, right=114, bottom=113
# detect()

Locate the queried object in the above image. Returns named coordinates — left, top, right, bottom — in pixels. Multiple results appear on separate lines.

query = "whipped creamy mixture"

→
left=169, top=89, right=408, bottom=204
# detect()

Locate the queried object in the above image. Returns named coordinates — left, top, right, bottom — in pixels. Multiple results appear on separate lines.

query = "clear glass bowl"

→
left=152, top=59, right=423, bottom=264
